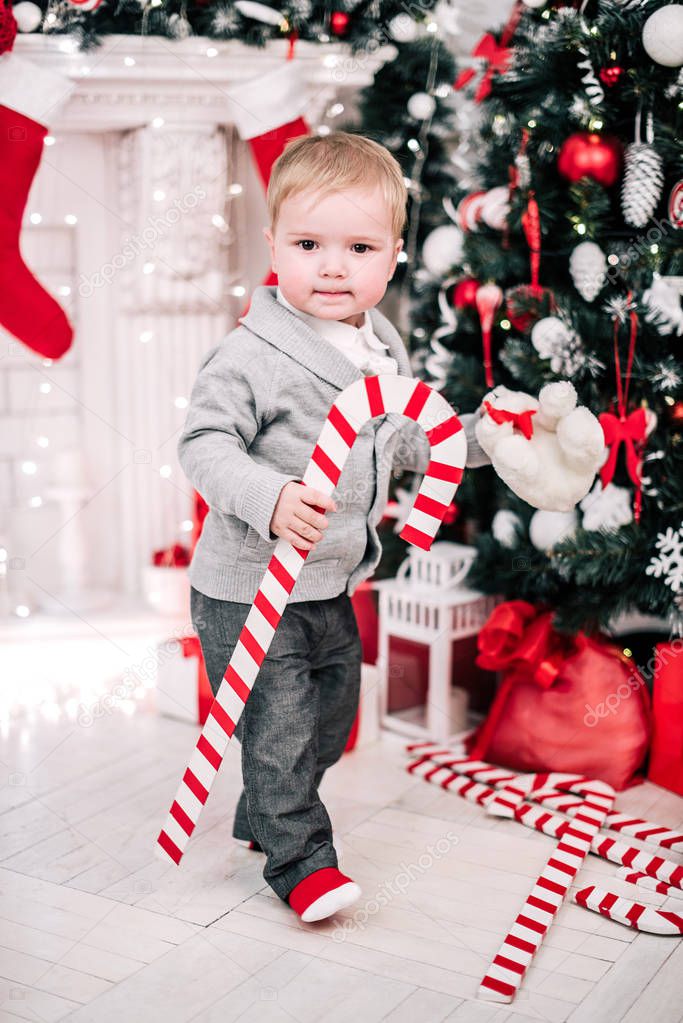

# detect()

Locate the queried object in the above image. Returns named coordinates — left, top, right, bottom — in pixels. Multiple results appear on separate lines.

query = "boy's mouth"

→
left=315, top=290, right=351, bottom=297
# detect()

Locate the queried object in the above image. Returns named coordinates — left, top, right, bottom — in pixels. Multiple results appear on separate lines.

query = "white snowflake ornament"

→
left=643, top=275, right=683, bottom=336
left=531, top=316, right=585, bottom=375
left=646, top=524, right=683, bottom=594
left=580, top=480, right=633, bottom=532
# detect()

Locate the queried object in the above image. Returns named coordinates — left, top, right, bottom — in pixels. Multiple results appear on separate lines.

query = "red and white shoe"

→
left=288, top=867, right=361, bottom=923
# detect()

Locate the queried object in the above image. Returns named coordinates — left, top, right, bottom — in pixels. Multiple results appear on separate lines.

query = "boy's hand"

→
left=269, top=482, right=337, bottom=551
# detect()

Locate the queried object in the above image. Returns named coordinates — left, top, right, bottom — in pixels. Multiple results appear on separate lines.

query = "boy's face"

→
left=263, top=184, right=404, bottom=328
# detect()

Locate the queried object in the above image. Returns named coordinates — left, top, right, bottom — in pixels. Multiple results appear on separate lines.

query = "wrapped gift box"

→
left=155, top=636, right=213, bottom=725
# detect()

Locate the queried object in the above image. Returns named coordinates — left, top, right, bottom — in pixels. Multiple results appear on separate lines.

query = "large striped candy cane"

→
left=478, top=780, right=615, bottom=1002
left=155, top=376, right=467, bottom=866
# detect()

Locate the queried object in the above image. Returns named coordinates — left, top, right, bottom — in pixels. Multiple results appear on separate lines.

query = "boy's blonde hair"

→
left=266, top=131, right=408, bottom=240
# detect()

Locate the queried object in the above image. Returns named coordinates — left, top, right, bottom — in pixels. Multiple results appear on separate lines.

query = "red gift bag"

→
left=465, top=601, right=652, bottom=791
left=647, top=641, right=683, bottom=796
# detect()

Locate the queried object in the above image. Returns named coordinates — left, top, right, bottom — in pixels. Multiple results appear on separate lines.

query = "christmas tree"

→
left=410, top=0, right=683, bottom=636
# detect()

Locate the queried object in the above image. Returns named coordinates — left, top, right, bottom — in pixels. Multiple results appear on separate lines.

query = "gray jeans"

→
left=190, top=585, right=362, bottom=901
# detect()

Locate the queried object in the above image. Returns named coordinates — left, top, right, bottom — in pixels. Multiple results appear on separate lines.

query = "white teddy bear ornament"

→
left=475, top=381, right=605, bottom=512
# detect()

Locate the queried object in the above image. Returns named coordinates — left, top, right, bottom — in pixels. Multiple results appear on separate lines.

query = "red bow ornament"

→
left=598, top=407, right=647, bottom=521
left=454, top=33, right=513, bottom=103
left=483, top=399, right=537, bottom=440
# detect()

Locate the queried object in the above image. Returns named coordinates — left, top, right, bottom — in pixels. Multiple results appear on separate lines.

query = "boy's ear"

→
left=388, top=238, right=404, bottom=280
left=263, top=226, right=276, bottom=272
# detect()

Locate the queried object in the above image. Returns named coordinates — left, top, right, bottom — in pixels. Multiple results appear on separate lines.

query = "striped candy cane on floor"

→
left=407, top=755, right=683, bottom=890
left=479, top=779, right=616, bottom=1002
left=406, top=755, right=683, bottom=934
left=574, top=884, right=683, bottom=935
left=155, top=375, right=467, bottom=867
left=514, top=802, right=683, bottom=890
left=616, top=867, right=682, bottom=896
left=405, top=742, right=683, bottom=852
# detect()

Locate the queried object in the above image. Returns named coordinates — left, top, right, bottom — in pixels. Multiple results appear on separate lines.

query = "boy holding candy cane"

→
left=178, top=132, right=489, bottom=923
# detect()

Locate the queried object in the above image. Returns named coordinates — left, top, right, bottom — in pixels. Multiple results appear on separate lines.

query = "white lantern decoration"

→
left=422, top=225, right=464, bottom=277
left=407, top=92, right=437, bottom=121
left=492, top=509, right=523, bottom=548
left=13, top=1, right=43, bottom=31
left=480, top=185, right=510, bottom=230
left=642, top=5, right=683, bottom=68
left=569, top=241, right=607, bottom=302
left=529, top=508, right=578, bottom=551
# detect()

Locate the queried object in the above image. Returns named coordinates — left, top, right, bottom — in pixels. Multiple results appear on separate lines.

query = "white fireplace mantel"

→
left=14, top=34, right=397, bottom=130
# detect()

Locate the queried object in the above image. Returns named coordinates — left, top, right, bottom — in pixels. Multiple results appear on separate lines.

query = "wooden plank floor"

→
left=1, top=625, right=682, bottom=1022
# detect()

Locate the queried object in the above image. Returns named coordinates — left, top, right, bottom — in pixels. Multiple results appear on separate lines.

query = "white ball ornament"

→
left=480, top=186, right=510, bottom=231
left=422, top=225, right=464, bottom=277
left=13, top=1, right=43, bottom=31
left=521, top=0, right=548, bottom=8
left=569, top=241, right=607, bottom=302
left=642, top=5, right=683, bottom=68
left=234, top=0, right=285, bottom=26
left=492, top=509, right=523, bottom=548
left=388, top=14, right=419, bottom=43
left=407, top=92, right=437, bottom=121
left=529, top=508, right=578, bottom=551
left=531, top=317, right=572, bottom=359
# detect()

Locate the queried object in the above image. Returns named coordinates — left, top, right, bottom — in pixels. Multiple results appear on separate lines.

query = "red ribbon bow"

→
left=476, top=601, right=570, bottom=689
left=483, top=399, right=537, bottom=440
left=598, top=407, right=647, bottom=490
left=454, top=32, right=513, bottom=103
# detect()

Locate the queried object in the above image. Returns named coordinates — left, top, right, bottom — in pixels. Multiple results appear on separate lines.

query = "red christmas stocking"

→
left=225, top=60, right=311, bottom=289
left=0, top=42, right=76, bottom=359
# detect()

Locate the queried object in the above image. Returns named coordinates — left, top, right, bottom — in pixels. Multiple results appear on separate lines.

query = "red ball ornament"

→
left=452, top=278, right=480, bottom=309
left=669, top=180, right=683, bottom=229
left=330, top=10, right=349, bottom=35
left=557, top=132, right=622, bottom=187
left=599, top=65, right=624, bottom=87
left=0, top=0, right=17, bottom=55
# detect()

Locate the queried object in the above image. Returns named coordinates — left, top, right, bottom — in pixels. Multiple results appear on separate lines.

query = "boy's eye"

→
left=295, top=240, right=373, bottom=253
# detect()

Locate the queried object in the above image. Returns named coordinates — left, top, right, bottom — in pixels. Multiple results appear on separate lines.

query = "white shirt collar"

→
left=275, top=286, right=390, bottom=353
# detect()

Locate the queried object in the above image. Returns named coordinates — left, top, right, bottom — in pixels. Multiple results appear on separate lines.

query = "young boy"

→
left=178, top=132, right=489, bottom=923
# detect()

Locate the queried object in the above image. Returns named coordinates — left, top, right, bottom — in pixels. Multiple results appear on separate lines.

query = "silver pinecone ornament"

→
left=622, top=142, right=663, bottom=227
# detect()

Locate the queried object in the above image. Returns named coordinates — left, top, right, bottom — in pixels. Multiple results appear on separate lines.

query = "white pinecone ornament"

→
left=622, top=142, right=664, bottom=227
left=569, top=241, right=607, bottom=302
